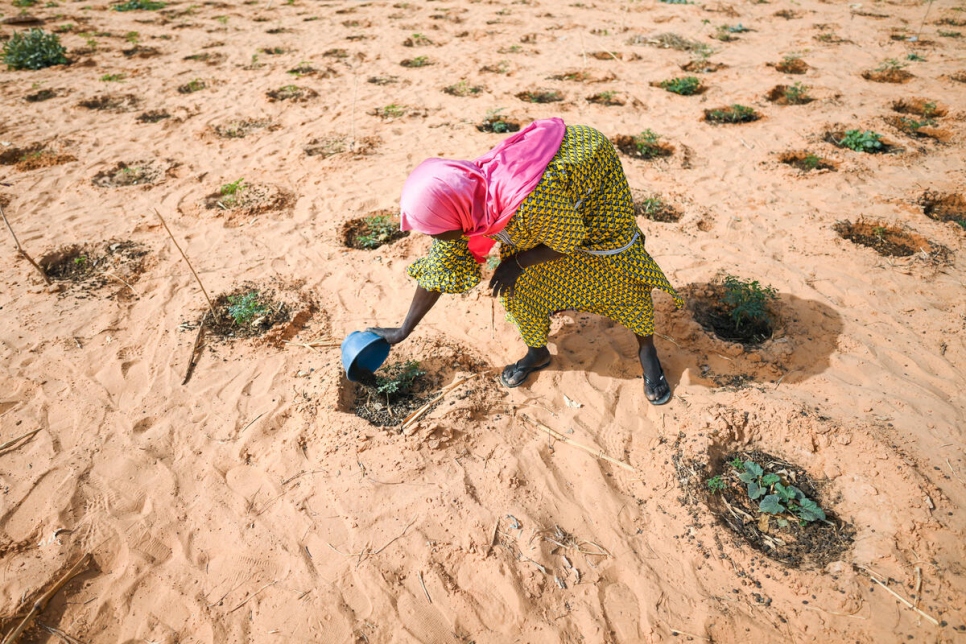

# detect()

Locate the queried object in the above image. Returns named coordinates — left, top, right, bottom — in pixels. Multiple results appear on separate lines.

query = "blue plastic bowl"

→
left=341, top=330, right=391, bottom=381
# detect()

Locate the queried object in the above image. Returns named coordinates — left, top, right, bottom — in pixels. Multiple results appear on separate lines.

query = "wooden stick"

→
left=859, top=567, right=940, bottom=626
left=401, top=374, right=475, bottom=430
left=39, top=624, right=86, bottom=644
left=417, top=571, right=432, bottom=603
left=0, top=202, right=50, bottom=285
left=182, top=317, right=207, bottom=386
left=0, top=428, right=42, bottom=454
left=154, top=209, right=220, bottom=324
left=522, top=415, right=636, bottom=472
left=2, top=553, right=92, bottom=644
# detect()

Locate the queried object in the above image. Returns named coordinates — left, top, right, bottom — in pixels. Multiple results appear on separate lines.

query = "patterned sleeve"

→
left=406, top=238, right=482, bottom=294
left=527, top=176, right=587, bottom=255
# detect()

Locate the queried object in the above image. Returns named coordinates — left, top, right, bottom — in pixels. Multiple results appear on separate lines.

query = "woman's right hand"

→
left=367, top=327, right=408, bottom=345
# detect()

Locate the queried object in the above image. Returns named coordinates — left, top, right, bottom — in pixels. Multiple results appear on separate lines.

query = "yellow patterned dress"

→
left=407, top=125, right=684, bottom=347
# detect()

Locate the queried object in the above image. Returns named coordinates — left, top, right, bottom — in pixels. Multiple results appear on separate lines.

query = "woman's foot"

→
left=500, top=346, right=551, bottom=388
left=637, top=334, right=672, bottom=405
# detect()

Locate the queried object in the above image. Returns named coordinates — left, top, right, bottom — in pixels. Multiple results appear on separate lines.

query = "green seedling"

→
left=729, top=457, right=744, bottom=469
left=783, top=81, right=810, bottom=104
left=375, top=360, right=425, bottom=397
left=444, top=80, right=484, bottom=97
left=355, top=215, right=398, bottom=249
left=227, top=291, right=268, bottom=326
left=735, top=460, right=827, bottom=524
left=178, top=78, right=206, bottom=93
left=800, top=153, right=822, bottom=170
left=14, top=0, right=39, bottom=6
left=113, top=0, right=165, bottom=10
left=125, top=31, right=140, bottom=44
left=659, top=76, right=702, bottom=95
left=402, top=55, right=430, bottom=67
left=706, top=475, right=726, bottom=493
left=906, top=52, right=926, bottom=61
left=876, top=58, right=907, bottom=72
left=376, top=103, right=406, bottom=118
left=100, top=73, right=125, bottom=82
left=722, top=275, right=777, bottom=330
left=219, top=178, right=246, bottom=207
left=73, top=255, right=87, bottom=265
left=705, top=104, right=758, bottom=123
left=838, top=129, right=884, bottom=153
left=633, top=129, right=668, bottom=159
left=3, top=29, right=68, bottom=70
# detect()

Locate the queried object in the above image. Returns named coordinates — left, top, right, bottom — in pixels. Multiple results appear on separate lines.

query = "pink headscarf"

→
left=400, top=117, right=566, bottom=262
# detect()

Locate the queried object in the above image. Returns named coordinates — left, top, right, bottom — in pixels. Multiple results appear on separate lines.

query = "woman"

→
left=369, top=118, right=683, bottom=405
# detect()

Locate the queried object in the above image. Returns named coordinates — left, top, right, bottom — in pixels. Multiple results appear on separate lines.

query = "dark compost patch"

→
left=350, top=363, right=440, bottom=428
left=833, top=219, right=946, bottom=258
left=919, top=192, right=966, bottom=229
left=701, top=450, right=854, bottom=568
left=78, top=93, right=141, bottom=112
left=40, top=240, right=148, bottom=295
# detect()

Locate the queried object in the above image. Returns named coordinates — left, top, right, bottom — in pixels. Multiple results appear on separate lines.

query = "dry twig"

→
left=0, top=428, right=42, bottom=454
left=858, top=566, right=940, bottom=626
left=155, top=208, right=220, bottom=323
left=401, top=374, right=476, bottom=430
left=2, top=553, right=92, bottom=644
left=0, top=201, right=50, bottom=285
left=417, top=572, right=432, bottom=603
left=522, top=415, right=636, bottom=472
left=182, top=314, right=208, bottom=386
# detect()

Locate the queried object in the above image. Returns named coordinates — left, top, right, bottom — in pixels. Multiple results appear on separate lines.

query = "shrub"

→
left=3, top=29, right=68, bottom=70
left=838, top=129, right=883, bottom=153
left=722, top=275, right=777, bottom=330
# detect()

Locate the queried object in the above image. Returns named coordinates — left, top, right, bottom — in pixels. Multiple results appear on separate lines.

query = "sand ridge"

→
left=1, top=0, right=965, bottom=642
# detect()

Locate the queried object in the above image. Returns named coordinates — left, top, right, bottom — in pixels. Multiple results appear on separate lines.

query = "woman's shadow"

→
left=543, top=289, right=844, bottom=388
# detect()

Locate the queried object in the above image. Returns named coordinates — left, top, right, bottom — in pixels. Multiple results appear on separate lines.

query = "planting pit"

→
left=24, top=89, right=58, bottom=102
left=40, top=240, right=149, bottom=296
left=778, top=151, right=837, bottom=172
left=680, top=60, right=726, bottom=73
left=824, top=130, right=900, bottom=154
left=203, top=285, right=292, bottom=340
left=78, top=93, right=141, bottom=112
left=137, top=110, right=170, bottom=123
left=304, top=135, right=380, bottom=158
left=341, top=210, right=409, bottom=250
left=772, top=57, right=808, bottom=74
left=587, top=92, right=625, bottom=106
left=212, top=118, right=275, bottom=139
left=833, top=220, right=945, bottom=258
left=477, top=114, right=521, bottom=134
left=704, top=105, right=761, bottom=124
left=350, top=363, right=440, bottom=428
left=0, top=143, right=76, bottom=172
left=92, top=160, right=163, bottom=188
left=687, top=280, right=777, bottom=346
left=203, top=182, right=295, bottom=226
left=765, top=84, right=813, bottom=105
left=694, top=449, right=854, bottom=568
left=919, top=192, right=966, bottom=229
left=891, top=97, right=948, bottom=118
left=862, top=67, right=913, bottom=83
left=266, top=85, right=318, bottom=102
left=633, top=191, right=682, bottom=222
left=516, top=89, right=564, bottom=103
left=612, top=134, right=674, bottom=160
left=548, top=70, right=617, bottom=83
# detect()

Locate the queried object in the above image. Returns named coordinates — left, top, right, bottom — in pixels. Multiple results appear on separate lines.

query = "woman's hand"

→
left=489, top=256, right=524, bottom=298
left=367, top=327, right=408, bottom=345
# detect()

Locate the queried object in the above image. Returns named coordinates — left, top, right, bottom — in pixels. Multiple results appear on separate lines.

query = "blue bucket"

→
left=341, top=330, right=391, bottom=381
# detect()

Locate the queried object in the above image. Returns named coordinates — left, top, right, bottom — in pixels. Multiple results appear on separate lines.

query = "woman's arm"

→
left=368, top=285, right=441, bottom=345
left=489, top=244, right=564, bottom=298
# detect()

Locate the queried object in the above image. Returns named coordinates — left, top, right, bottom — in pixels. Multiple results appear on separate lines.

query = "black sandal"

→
left=500, top=358, right=551, bottom=388
left=644, top=372, right=672, bottom=406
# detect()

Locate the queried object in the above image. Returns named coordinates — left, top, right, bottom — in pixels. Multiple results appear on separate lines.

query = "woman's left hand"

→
left=489, top=255, right=524, bottom=298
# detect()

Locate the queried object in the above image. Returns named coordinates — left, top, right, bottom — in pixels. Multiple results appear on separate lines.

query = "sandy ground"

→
left=1, top=0, right=965, bottom=642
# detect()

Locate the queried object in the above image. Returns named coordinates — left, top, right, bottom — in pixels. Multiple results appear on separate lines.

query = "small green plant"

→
left=178, top=78, right=206, bottom=94
left=227, top=291, right=268, bottom=326
left=876, top=58, right=906, bottom=72
left=376, top=103, right=407, bottom=118
left=375, top=360, right=425, bottom=397
left=355, top=215, right=398, bottom=249
left=14, top=0, right=38, bottom=5
left=444, top=80, right=484, bottom=97
left=736, top=460, right=826, bottom=523
left=637, top=197, right=665, bottom=217
left=800, top=153, right=821, bottom=170
left=215, top=15, right=229, bottom=24
left=906, top=52, right=926, bottom=62
left=722, top=275, right=777, bottom=330
left=287, top=62, right=315, bottom=76
left=125, top=31, right=140, bottom=44
left=113, top=0, right=165, bottom=10
left=783, top=81, right=810, bottom=104
left=729, top=457, right=744, bottom=469
left=402, top=55, right=430, bottom=67
left=405, top=33, right=432, bottom=46
left=659, top=76, right=702, bottom=95
left=706, top=475, right=726, bottom=493
left=633, top=129, right=668, bottom=159
left=705, top=104, right=758, bottom=123
left=2, top=29, right=68, bottom=70
left=938, top=30, right=962, bottom=38
left=838, top=129, right=884, bottom=153
left=73, top=255, right=87, bottom=265
left=100, top=73, right=125, bottom=82
left=219, top=178, right=246, bottom=207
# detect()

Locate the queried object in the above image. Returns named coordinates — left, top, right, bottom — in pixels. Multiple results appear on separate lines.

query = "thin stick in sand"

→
left=0, top=428, right=42, bottom=454
left=417, top=571, right=432, bottom=603
left=154, top=209, right=220, bottom=324
left=182, top=315, right=208, bottom=386
left=0, top=202, right=51, bottom=285
left=2, top=553, right=93, bottom=644
left=522, top=415, right=636, bottom=473
left=858, top=566, right=939, bottom=626
left=400, top=374, right=476, bottom=430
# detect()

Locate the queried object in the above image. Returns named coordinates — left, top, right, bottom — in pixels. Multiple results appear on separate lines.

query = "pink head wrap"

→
left=400, top=117, right=566, bottom=262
